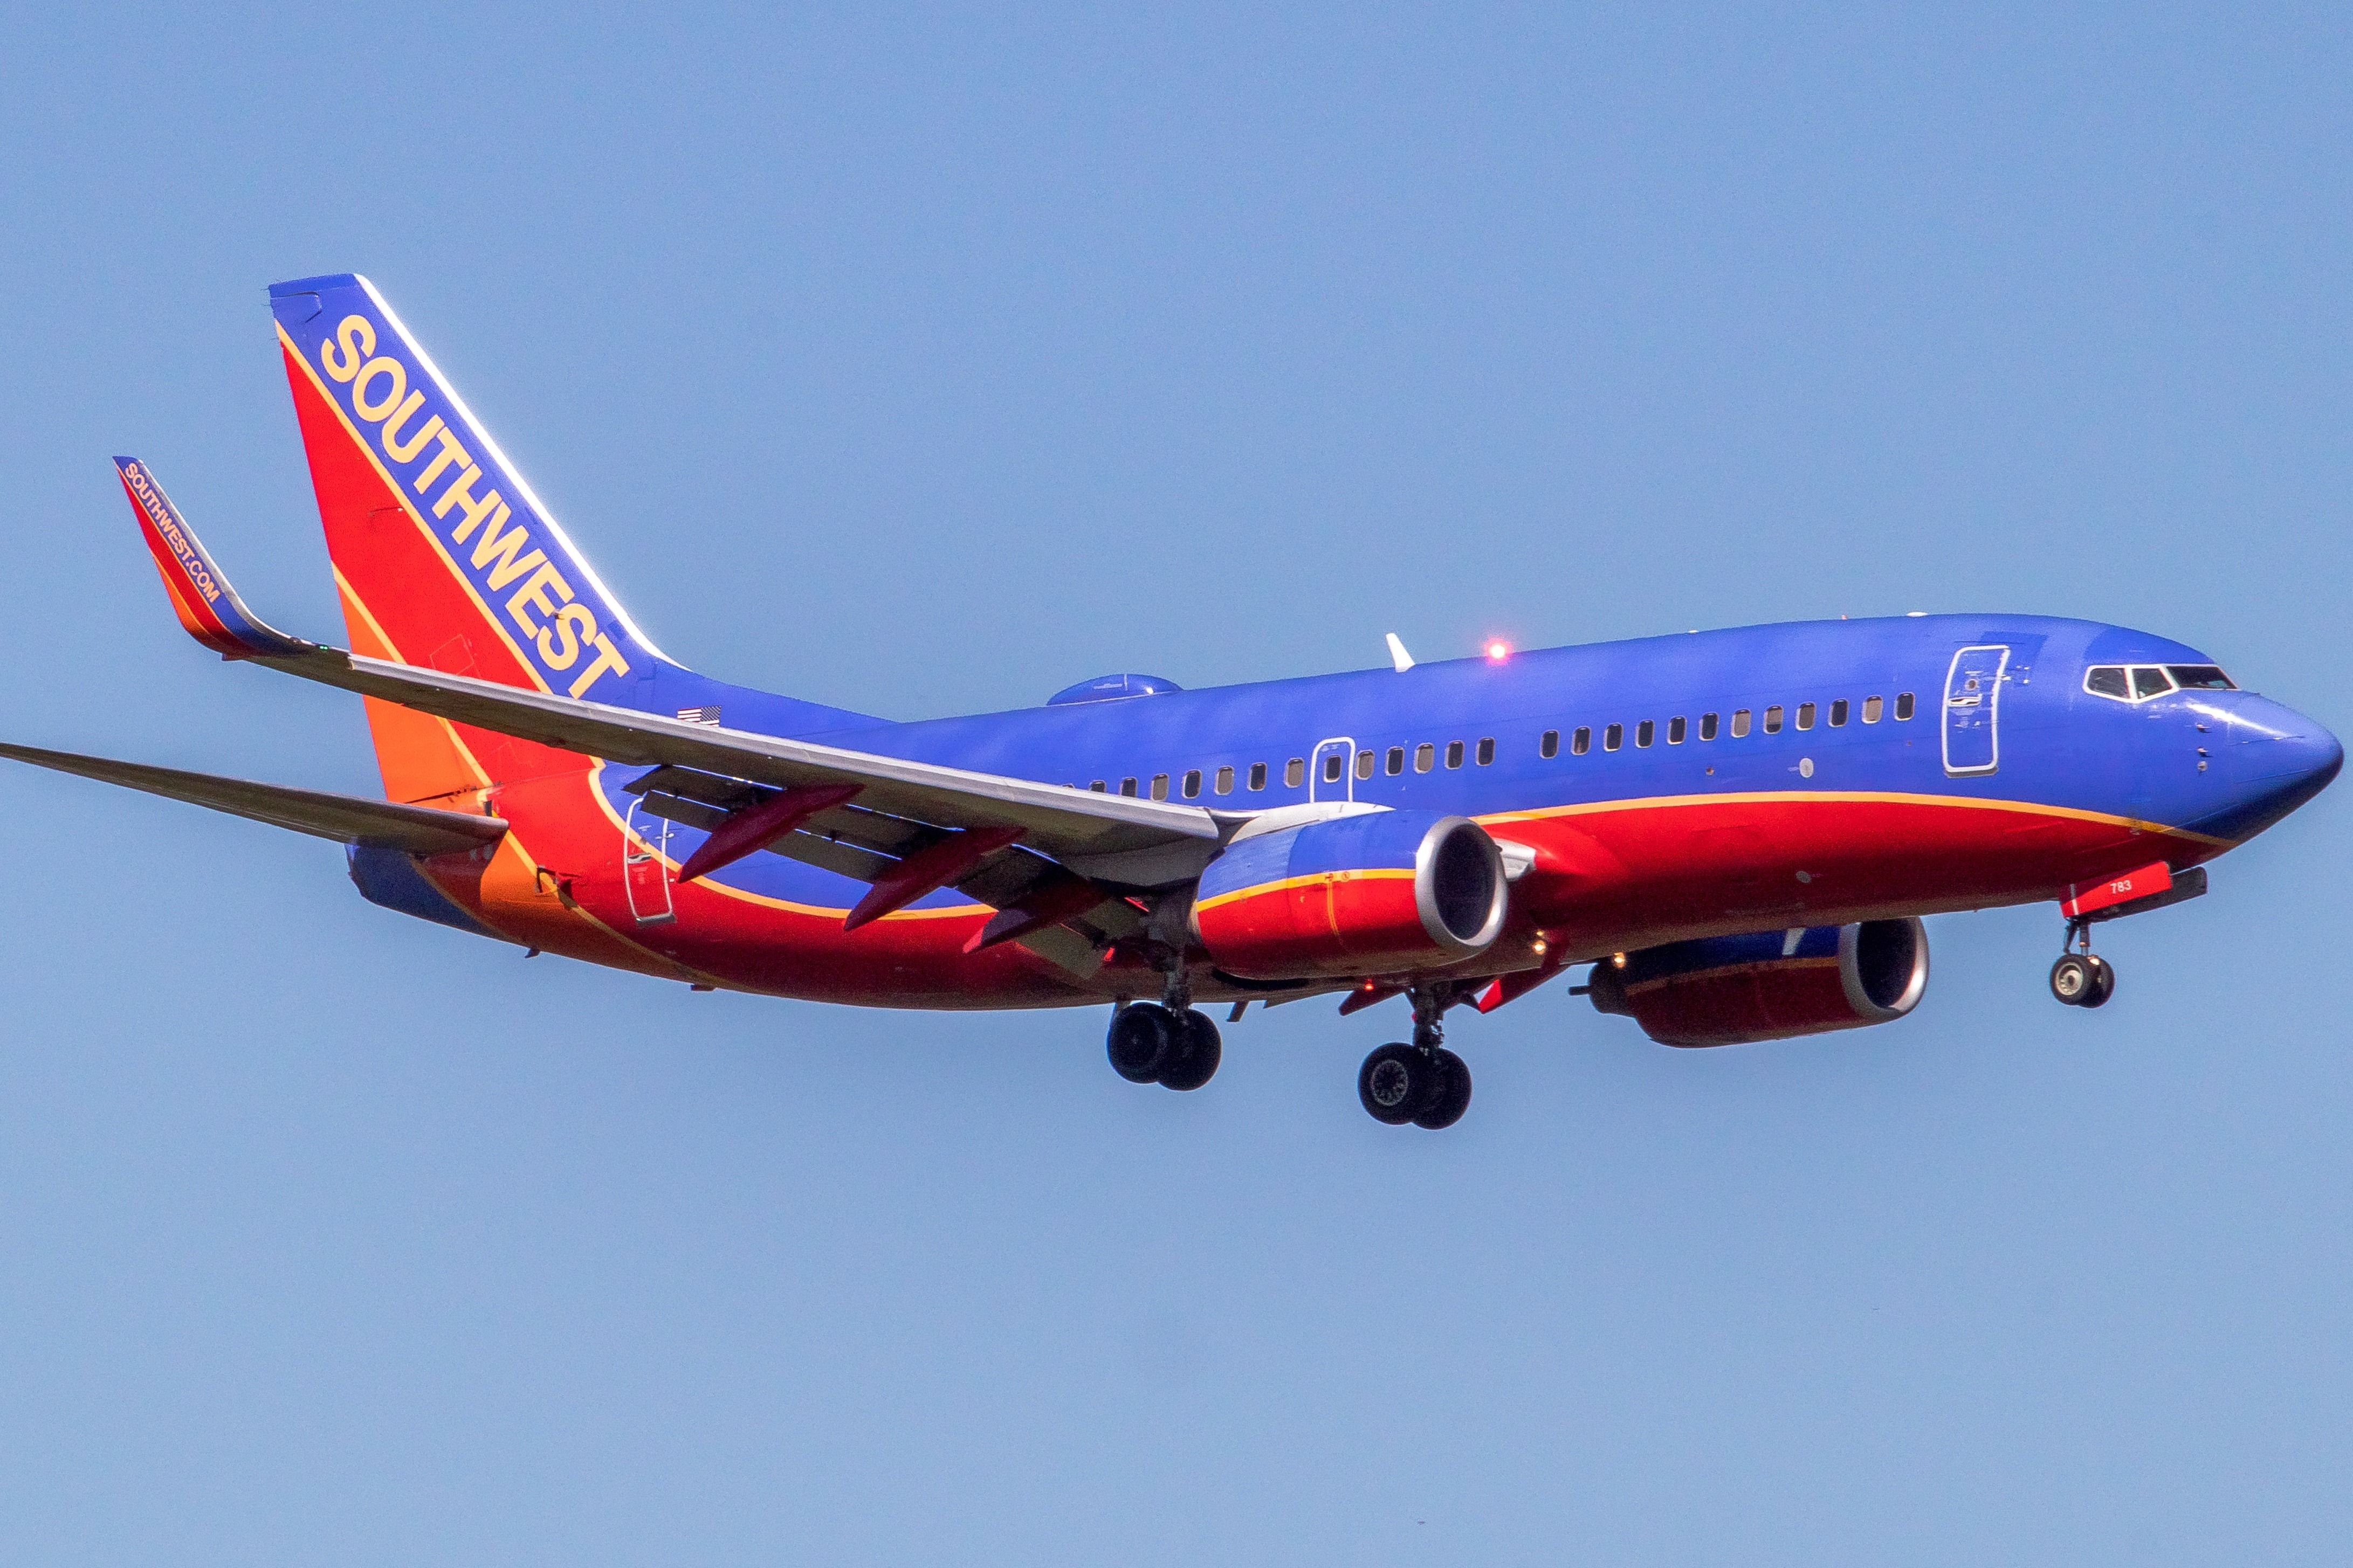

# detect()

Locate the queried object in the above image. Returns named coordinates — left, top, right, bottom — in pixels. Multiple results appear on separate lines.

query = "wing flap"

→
left=627, top=774, right=1143, bottom=938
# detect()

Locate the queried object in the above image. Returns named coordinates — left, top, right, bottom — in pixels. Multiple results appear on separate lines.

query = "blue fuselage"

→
left=607, top=613, right=2340, bottom=931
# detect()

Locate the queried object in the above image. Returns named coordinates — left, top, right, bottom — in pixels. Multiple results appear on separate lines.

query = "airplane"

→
left=6, top=273, right=2340, bottom=1130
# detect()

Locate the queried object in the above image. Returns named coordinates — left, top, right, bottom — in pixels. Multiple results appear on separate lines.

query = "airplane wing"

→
left=0, top=741, right=508, bottom=857
left=115, top=456, right=1222, bottom=887
left=260, top=647, right=1219, bottom=867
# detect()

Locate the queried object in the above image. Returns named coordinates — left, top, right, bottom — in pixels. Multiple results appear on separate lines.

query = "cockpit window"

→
left=2084, top=666, right=2130, bottom=700
left=2087, top=663, right=2212, bottom=703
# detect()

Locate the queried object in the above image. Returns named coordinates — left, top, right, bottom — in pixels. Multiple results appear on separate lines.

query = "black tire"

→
left=1107, top=1003, right=1175, bottom=1083
left=2081, top=955, right=2115, bottom=1010
left=1412, top=1048, right=1473, bottom=1130
left=2049, top=954, right=2093, bottom=1006
left=1159, top=1011, right=1223, bottom=1092
left=1359, top=1042, right=1436, bottom=1125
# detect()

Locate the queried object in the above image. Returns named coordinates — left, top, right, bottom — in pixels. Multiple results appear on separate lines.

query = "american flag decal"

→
left=676, top=705, right=723, bottom=727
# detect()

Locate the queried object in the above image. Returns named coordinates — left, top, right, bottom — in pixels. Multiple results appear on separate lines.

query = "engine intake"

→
left=1588, top=918, right=1929, bottom=1047
left=1192, top=809, right=1508, bottom=980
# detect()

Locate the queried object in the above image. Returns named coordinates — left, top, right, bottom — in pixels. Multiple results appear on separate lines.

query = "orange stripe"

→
left=1192, top=867, right=1415, bottom=916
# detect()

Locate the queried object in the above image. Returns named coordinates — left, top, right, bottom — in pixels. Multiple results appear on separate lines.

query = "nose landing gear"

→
left=2049, top=919, right=2116, bottom=1009
left=1357, top=986, right=1472, bottom=1129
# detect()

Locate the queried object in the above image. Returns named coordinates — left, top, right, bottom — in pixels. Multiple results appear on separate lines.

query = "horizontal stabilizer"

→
left=0, top=742, right=507, bottom=856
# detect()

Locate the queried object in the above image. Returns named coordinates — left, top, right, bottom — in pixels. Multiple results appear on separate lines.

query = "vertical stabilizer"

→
left=267, top=273, right=878, bottom=800
left=270, top=274, right=665, bottom=703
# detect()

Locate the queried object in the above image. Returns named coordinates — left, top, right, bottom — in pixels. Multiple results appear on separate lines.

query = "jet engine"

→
left=1587, top=918, right=1929, bottom=1047
left=1192, top=809, right=1508, bottom=980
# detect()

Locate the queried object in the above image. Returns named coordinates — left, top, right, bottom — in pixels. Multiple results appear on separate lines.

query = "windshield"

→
left=2084, top=662, right=2234, bottom=703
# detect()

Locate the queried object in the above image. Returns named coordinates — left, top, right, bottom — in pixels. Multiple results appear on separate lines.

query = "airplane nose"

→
left=2231, top=699, right=2342, bottom=827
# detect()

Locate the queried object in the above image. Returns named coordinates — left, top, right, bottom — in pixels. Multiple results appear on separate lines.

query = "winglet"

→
left=113, top=458, right=313, bottom=659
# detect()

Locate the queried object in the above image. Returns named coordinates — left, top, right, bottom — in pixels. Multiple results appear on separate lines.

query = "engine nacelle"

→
left=1588, top=918, right=1929, bottom=1047
left=1192, top=809, right=1508, bottom=980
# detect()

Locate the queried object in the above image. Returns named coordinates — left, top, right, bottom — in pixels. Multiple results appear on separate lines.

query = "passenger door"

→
left=1309, top=736, right=1357, bottom=803
left=1942, top=645, right=2010, bottom=776
left=623, top=797, right=677, bottom=924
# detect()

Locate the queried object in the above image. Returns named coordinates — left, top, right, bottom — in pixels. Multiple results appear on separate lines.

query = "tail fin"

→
left=269, top=274, right=665, bottom=704
left=267, top=273, right=877, bottom=800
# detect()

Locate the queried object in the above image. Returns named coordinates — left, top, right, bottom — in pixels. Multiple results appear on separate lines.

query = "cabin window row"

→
left=1081, top=736, right=1500, bottom=799
left=1070, top=689, right=1919, bottom=799
left=1536, top=692, right=1916, bottom=757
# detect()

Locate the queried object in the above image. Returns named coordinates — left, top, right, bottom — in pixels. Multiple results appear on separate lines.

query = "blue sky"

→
left=2, top=5, right=2349, bottom=1563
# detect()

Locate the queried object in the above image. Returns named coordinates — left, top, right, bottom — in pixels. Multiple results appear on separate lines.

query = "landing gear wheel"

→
left=1106, top=1003, right=1175, bottom=1082
left=1359, top=1042, right=1442, bottom=1126
left=1411, top=1048, right=1472, bottom=1130
left=2080, top=955, right=2115, bottom=1009
left=2049, top=955, right=2094, bottom=1006
left=1158, top=1010, right=1223, bottom=1091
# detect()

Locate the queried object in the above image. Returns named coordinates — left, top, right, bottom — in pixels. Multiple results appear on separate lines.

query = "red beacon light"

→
left=1485, top=639, right=1511, bottom=662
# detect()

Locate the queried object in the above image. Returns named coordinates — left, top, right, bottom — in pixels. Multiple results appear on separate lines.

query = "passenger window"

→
left=1862, top=695, right=1883, bottom=723
left=1151, top=773, right=1169, bottom=800
left=1323, top=754, right=1344, bottom=784
left=1415, top=743, right=1435, bottom=772
left=1215, top=766, right=1234, bottom=795
left=1731, top=709, right=1751, bottom=737
left=2084, top=666, right=2130, bottom=700
left=1249, top=762, right=1268, bottom=791
left=1635, top=720, right=1654, bottom=748
left=1476, top=737, right=1495, bottom=765
left=1828, top=699, right=1848, bottom=727
left=1700, top=712, right=1719, bottom=741
left=1356, top=750, right=1375, bottom=779
left=1090, top=780, right=1106, bottom=792
left=1446, top=741, right=1464, bottom=769
left=1285, top=758, right=1305, bottom=788
left=1764, top=705, right=1784, bottom=734
left=1895, top=693, right=1915, bottom=720
left=1604, top=722, right=1623, bottom=751
left=1539, top=730, right=1558, bottom=759
left=1795, top=702, right=1815, bottom=730
left=1385, top=746, right=1404, bottom=775
left=1120, top=777, right=1138, bottom=797
left=1572, top=727, right=1591, bottom=755
left=1668, top=715, right=1687, bottom=744
left=2132, top=666, right=2175, bottom=700
left=2167, top=665, right=2235, bottom=690
left=1181, top=770, right=1201, bottom=798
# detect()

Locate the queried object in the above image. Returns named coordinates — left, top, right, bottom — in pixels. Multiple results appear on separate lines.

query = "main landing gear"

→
left=2049, top=918, right=2116, bottom=1009
left=1106, top=964, right=1222, bottom=1092
left=1358, top=987, right=1472, bottom=1131
left=1107, top=1003, right=1222, bottom=1090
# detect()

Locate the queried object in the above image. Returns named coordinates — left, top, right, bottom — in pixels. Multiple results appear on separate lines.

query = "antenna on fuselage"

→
left=1385, top=633, right=1415, bottom=673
